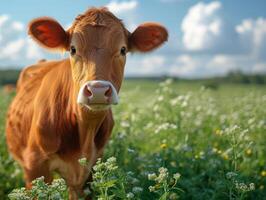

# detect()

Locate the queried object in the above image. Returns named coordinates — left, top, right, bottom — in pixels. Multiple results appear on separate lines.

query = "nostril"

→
left=104, top=86, right=112, bottom=98
left=84, top=86, right=92, bottom=97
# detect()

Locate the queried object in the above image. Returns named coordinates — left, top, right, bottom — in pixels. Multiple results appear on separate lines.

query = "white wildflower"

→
left=173, top=173, right=181, bottom=180
left=249, top=183, right=255, bottom=191
left=155, top=167, right=169, bottom=183
left=132, top=186, right=143, bottom=194
left=126, top=192, right=134, bottom=199
left=78, top=157, right=88, bottom=167
left=149, top=186, right=156, bottom=192
left=148, top=173, right=157, bottom=181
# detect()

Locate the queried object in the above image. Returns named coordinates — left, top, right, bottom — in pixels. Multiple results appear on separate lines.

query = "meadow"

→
left=0, top=79, right=266, bottom=199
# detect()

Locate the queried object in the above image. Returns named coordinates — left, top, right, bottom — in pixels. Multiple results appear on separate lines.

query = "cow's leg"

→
left=68, top=181, right=93, bottom=200
left=63, top=163, right=92, bottom=200
left=68, top=167, right=95, bottom=200
left=68, top=186, right=84, bottom=200
left=24, top=164, right=52, bottom=188
left=23, top=147, right=52, bottom=188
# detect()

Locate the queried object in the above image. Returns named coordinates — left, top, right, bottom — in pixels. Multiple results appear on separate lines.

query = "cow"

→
left=2, top=84, right=16, bottom=94
left=6, top=7, right=168, bottom=199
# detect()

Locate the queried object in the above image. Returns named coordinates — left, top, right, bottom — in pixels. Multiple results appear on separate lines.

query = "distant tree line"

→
left=225, top=70, right=266, bottom=85
left=199, top=70, right=266, bottom=89
left=0, top=69, right=20, bottom=85
left=0, top=69, right=265, bottom=86
left=173, top=70, right=266, bottom=85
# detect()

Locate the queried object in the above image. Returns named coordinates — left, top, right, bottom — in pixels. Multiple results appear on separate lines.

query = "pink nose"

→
left=83, top=82, right=112, bottom=104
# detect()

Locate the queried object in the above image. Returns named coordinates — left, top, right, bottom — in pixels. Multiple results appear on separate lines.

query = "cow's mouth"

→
left=84, top=104, right=112, bottom=111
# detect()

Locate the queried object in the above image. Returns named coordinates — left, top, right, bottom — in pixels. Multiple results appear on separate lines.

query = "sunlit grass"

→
left=1, top=80, right=266, bottom=199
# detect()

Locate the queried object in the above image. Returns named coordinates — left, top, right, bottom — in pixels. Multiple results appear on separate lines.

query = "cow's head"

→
left=28, top=7, right=168, bottom=111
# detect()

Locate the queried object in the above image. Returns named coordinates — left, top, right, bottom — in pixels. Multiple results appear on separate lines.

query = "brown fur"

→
left=6, top=7, right=168, bottom=199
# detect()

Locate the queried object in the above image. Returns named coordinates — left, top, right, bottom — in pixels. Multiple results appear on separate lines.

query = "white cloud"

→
left=105, top=0, right=139, bottom=32
left=141, top=55, right=165, bottom=74
left=11, top=21, right=24, bottom=31
left=0, top=15, right=9, bottom=27
left=206, top=54, right=266, bottom=75
left=169, top=55, right=198, bottom=77
left=236, top=18, right=266, bottom=60
left=181, top=1, right=223, bottom=51
left=175, top=1, right=266, bottom=77
left=1, top=3, right=265, bottom=78
left=106, top=0, right=138, bottom=14
left=125, top=54, right=166, bottom=76
left=26, top=39, right=43, bottom=59
left=0, top=38, right=25, bottom=59
left=165, top=54, right=266, bottom=78
left=207, top=55, right=240, bottom=75
left=0, top=15, right=45, bottom=67
left=252, top=63, right=266, bottom=73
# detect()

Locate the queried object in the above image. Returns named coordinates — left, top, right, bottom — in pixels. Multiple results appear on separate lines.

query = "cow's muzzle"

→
left=77, top=80, right=119, bottom=111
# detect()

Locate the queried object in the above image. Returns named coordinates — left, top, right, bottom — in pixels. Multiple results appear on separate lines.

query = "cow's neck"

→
left=71, top=84, right=108, bottom=155
left=78, top=108, right=107, bottom=145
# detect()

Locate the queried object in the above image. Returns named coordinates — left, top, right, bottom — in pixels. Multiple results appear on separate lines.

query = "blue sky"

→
left=0, top=0, right=266, bottom=77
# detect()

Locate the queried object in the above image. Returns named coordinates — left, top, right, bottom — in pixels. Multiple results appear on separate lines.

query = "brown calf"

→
left=6, top=7, right=168, bottom=199
left=3, top=84, right=16, bottom=94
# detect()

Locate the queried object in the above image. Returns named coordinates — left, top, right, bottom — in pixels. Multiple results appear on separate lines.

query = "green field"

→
left=1, top=80, right=266, bottom=199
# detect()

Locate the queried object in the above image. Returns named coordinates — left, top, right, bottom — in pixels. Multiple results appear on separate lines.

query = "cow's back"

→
left=6, top=60, right=65, bottom=162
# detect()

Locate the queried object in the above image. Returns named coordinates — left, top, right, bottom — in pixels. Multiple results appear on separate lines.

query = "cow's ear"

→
left=129, top=22, right=168, bottom=52
left=28, top=17, right=69, bottom=51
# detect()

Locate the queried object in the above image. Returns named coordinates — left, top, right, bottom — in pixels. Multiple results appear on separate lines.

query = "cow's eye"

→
left=120, top=46, right=127, bottom=56
left=70, top=46, right=76, bottom=56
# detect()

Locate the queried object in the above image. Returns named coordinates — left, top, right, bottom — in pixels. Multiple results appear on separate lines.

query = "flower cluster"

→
left=148, top=167, right=181, bottom=199
left=226, top=171, right=255, bottom=198
left=8, top=177, right=67, bottom=200
left=92, top=157, right=118, bottom=183
left=235, top=182, right=255, bottom=192
left=155, top=123, right=177, bottom=134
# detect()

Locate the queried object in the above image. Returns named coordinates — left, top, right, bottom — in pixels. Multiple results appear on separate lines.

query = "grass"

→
left=0, top=79, right=266, bottom=199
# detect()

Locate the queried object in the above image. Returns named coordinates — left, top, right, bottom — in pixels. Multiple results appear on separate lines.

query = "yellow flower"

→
left=222, top=153, right=229, bottom=160
left=213, top=142, right=218, bottom=147
left=160, top=143, right=167, bottom=149
left=215, top=129, right=222, bottom=136
left=259, top=185, right=264, bottom=190
left=245, top=149, right=252, bottom=156
left=261, top=170, right=266, bottom=177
